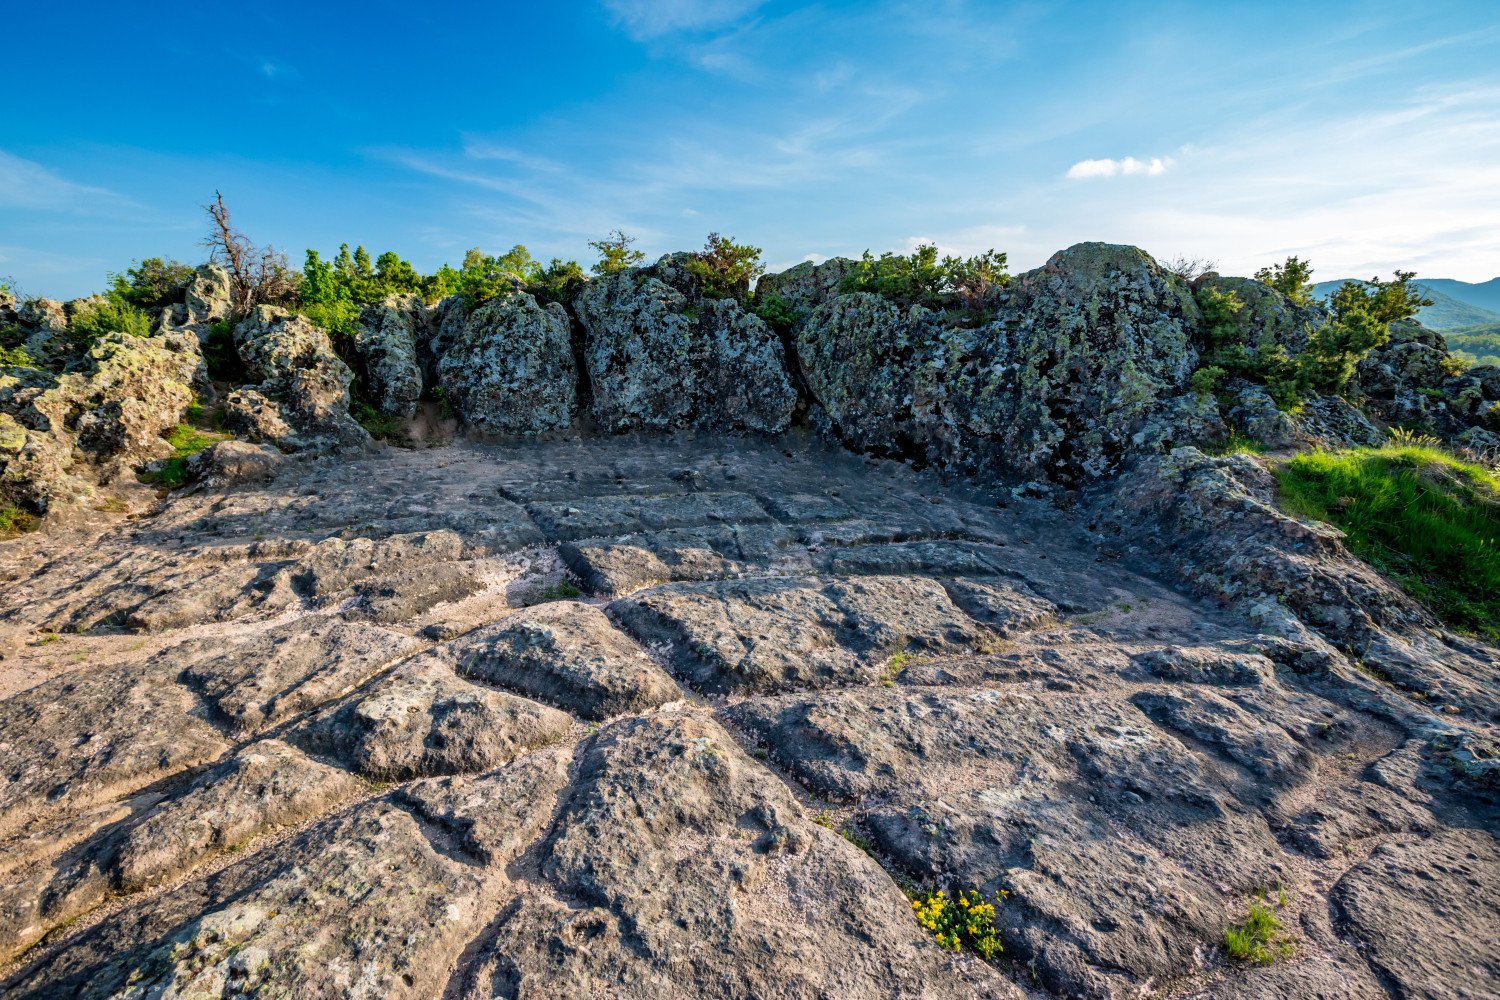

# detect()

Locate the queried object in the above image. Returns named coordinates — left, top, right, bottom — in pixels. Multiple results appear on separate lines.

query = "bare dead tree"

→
left=1161, top=255, right=1218, bottom=283
left=202, top=191, right=297, bottom=313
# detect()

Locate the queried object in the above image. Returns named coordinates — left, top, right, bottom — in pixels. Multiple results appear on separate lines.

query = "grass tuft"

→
left=1224, top=894, right=1294, bottom=964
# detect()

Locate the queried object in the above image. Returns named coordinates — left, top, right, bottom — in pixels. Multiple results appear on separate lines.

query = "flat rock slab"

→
left=291, top=656, right=573, bottom=780
left=444, top=600, right=682, bottom=719
left=609, top=574, right=993, bottom=695
left=2, top=435, right=1495, bottom=999
left=0, top=663, right=228, bottom=840
left=175, top=616, right=422, bottom=733
left=1333, top=830, right=1500, bottom=999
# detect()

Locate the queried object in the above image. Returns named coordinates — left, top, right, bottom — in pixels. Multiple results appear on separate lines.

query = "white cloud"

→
left=1065, top=155, right=1174, bottom=180
left=0, top=150, right=136, bottom=214
left=602, top=0, right=764, bottom=40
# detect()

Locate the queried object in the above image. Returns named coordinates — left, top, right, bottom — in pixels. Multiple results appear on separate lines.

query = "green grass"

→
left=353, top=402, right=408, bottom=444
left=0, top=505, right=37, bottom=538
left=1275, top=444, right=1500, bottom=639
left=1223, top=898, right=1293, bottom=964
left=138, top=422, right=229, bottom=488
left=539, top=580, right=582, bottom=601
left=1209, top=430, right=1268, bottom=457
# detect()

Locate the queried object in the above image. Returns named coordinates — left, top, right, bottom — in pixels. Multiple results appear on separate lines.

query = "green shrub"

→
left=1189, top=365, right=1226, bottom=397
left=1275, top=443, right=1500, bottom=639
left=108, top=257, right=196, bottom=308
left=1253, top=255, right=1315, bottom=306
left=589, top=230, right=646, bottom=275
left=684, top=232, right=764, bottom=301
left=1224, top=897, right=1293, bottom=964
left=529, top=258, right=587, bottom=305
left=70, top=297, right=151, bottom=342
left=0, top=344, right=34, bottom=368
left=909, top=888, right=1004, bottom=959
left=752, top=291, right=800, bottom=332
left=0, top=505, right=37, bottom=538
left=842, top=245, right=1009, bottom=312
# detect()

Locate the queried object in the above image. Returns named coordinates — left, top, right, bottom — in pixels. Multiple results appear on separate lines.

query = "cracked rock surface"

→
left=0, top=435, right=1495, bottom=998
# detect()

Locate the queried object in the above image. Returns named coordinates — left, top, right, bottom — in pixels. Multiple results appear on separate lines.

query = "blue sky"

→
left=3, top=0, right=1499, bottom=298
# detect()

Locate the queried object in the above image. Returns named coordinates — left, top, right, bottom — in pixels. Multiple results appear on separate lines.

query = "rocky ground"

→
left=0, top=434, right=1495, bottom=999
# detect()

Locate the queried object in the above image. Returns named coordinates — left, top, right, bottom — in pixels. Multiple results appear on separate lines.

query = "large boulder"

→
left=437, top=292, right=577, bottom=435
left=573, top=255, right=796, bottom=433
left=782, top=243, right=1202, bottom=483
left=353, top=294, right=425, bottom=419
left=231, top=306, right=369, bottom=451
left=0, top=329, right=200, bottom=512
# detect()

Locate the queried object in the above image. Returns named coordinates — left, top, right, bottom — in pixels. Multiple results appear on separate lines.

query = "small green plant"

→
left=1189, top=365, right=1226, bottom=397
left=752, top=291, right=800, bottom=332
left=353, top=403, right=407, bottom=444
left=589, top=230, right=647, bottom=276
left=910, top=888, right=1005, bottom=959
left=70, top=296, right=151, bottom=342
left=838, top=825, right=876, bottom=855
left=812, top=810, right=837, bottom=829
left=684, top=232, right=764, bottom=301
left=881, top=650, right=911, bottom=687
left=1210, top=430, right=1267, bottom=457
left=539, top=580, right=582, bottom=601
left=1223, top=894, right=1293, bottom=964
left=0, top=505, right=37, bottom=538
left=36, top=631, right=60, bottom=646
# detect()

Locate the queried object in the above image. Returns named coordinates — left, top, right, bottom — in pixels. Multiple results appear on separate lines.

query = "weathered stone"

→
left=574, top=256, right=796, bottom=433
left=353, top=294, right=425, bottom=418
left=445, top=601, right=681, bottom=719
left=609, top=574, right=991, bottom=694
left=232, top=305, right=369, bottom=450
left=466, top=710, right=1016, bottom=999
left=186, top=438, right=283, bottom=488
left=1333, top=830, right=1500, bottom=999
left=437, top=292, right=577, bottom=434
left=291, top=657, right=572, bottom=779
left=175, top=616, right=421, bottom=733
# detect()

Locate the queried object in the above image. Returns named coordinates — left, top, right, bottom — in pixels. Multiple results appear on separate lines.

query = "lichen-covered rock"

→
left=792, top=291, right=944, bottom=457
left=232, top=305, right=369, bottom=451
left=573, top=255, right=796, bottom=433
left=0, top=329, right=200, bottom=512
left=754, top=255, right=856, bottom=319
left=353, top=294, right=425, bottom=418
left=437, top=292, right=577, bottom=434
left=784, top=243, right=1202, bottom=483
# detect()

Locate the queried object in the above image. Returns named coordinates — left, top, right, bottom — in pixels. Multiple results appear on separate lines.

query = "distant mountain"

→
left=1419, top=277, right=1500, bottom=315
left=1311, top=279, right=1500, bottom=332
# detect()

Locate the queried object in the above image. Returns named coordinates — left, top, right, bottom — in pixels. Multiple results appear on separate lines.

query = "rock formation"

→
left=0, top=242, right=1496, bottom=999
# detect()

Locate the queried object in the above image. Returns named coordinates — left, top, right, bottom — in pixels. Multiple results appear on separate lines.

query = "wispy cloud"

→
left=602, top=0, right=764, bottom=40
left=0, top=150, right=139, bottom=215
left=259, top=58, right=298, bottom=80
left=1065, top=155, right=1174, bottom=179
